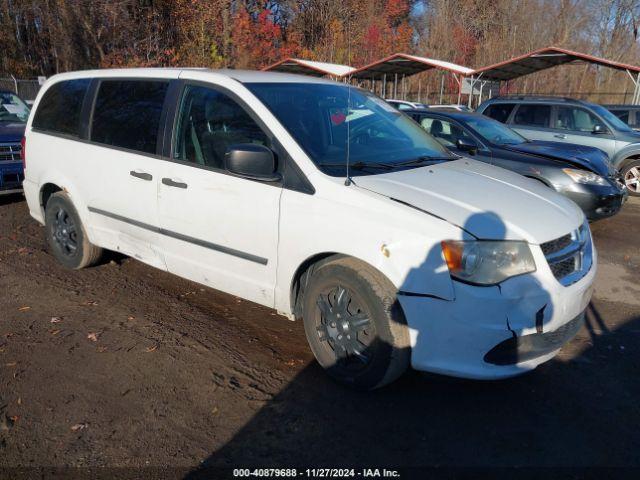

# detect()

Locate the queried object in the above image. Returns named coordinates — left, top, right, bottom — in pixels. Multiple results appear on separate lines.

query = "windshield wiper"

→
left=317, top=161, right=396, bottom=171
left=395, top=155, right=457, bottom=167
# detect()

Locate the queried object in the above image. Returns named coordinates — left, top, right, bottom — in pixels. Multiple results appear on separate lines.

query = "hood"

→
left=503, top=140, right=614, bottom=176
left=0, top=122, right=26, bottom=143
left=354, top=159, right=584, bottom=244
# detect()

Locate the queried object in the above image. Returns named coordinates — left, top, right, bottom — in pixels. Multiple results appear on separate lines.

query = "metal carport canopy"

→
left=471, top=46, right=640, bottom=81
left=262, top=58, right=355, bottom=77
left=348, top=53, right=474, bottom=79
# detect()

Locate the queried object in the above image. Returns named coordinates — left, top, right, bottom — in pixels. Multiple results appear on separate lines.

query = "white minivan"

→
left=22, top=69, right=596, bottom=389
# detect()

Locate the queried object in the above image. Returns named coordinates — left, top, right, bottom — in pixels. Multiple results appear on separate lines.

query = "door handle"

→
left=554, top=134, right=567, bottom=139
left=162, top=178, right=188, bottom=189
left=130, top=170, right=153, bottom=181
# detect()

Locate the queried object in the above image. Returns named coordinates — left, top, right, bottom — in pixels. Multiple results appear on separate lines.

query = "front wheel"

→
left=301, top=257, right=410, bottom=390
left=44, top=192, right=103, bottom=269
left=622, top=159, right=640, bottom=196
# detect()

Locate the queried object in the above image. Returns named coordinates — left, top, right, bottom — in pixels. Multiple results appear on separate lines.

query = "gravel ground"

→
left=0, top=193, right=638, bottom=476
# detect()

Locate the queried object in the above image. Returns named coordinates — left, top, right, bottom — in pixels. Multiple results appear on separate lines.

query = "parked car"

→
left=24, top=70, right=595, bottom=389
left=408, top=109, right=626, bottom=221
left=385, top=99, right=428, bottom=111
left=477, top=96, right=640, bottom=196
left=428, top=104, right=472, bottom=112
left=603, top=104, right=640, bottom=131
left=0, top=90, right=29, bottom=194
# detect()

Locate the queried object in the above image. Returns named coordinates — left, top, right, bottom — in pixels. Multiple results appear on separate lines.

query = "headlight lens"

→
left=441, top=240, right=536, bottom=285
left=562, top=168, right=607, bottom=185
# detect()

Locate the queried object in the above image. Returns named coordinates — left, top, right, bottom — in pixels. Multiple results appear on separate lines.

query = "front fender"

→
left=274, top=186, right=463, bottom=314
left=612, top=144, right=640, bottom=169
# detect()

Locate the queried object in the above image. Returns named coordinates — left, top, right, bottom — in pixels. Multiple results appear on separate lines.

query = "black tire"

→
left=621, top=159, right=640, bottom=196
left=44, top=192, right=102, bottom=269
left=301, top=256, right=410, bottom=390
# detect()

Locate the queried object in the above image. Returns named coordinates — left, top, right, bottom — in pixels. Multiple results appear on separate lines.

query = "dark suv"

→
left=0, top=90, right=29, bottom=194
left=477, top=96, right=640, bottom=195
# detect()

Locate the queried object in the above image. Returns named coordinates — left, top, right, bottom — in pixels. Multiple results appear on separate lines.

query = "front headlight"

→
left=562, top=168, right=607, bottom=185
left=441, top=240, right=536, bottom=285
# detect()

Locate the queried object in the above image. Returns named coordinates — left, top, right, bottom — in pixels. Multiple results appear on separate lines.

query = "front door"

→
left=551, top=105, right=617, bottom=157
left=417, top=115, right=493, bottom=164
left=157, top=83, right=282, bottom=307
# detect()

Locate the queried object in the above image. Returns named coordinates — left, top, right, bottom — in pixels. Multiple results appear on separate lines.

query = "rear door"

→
left=480, top=103, right=516, bottom=124
left=509, top=103, right=554, bottom=141
left=156, top=81, right=282, bottom=307
left=551, top=105, right=616, bottom=157
left=81, top=78, right=174, bottom=269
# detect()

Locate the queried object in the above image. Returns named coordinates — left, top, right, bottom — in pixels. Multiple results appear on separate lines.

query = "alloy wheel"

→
left=624, top=166, right=640, bottom=192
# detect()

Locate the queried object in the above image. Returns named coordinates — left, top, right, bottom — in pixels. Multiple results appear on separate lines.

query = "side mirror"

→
left=456, top=137, right=478, bottom=154
left=593, top=124, right=608, bottom=134
left=225, top=144, right=280, bottom=182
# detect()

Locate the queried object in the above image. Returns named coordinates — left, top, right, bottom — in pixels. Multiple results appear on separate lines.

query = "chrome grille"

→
left=0, top=143, right=21, bottom=162
left=541, top=222, right=592, bottom=286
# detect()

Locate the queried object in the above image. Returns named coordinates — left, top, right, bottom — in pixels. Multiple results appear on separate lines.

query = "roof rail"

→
left=490, top=95, right=581, bottom=102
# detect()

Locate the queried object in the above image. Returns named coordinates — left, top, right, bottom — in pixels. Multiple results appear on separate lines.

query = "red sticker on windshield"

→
left=330, top=110, right=346, bottom=125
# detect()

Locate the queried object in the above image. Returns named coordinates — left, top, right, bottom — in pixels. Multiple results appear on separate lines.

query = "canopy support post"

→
left=402, top=74, right=406, bottom=100
left=439, top=73, right=444, bottom=104
left=394, top=74, right=398, bottom=99
left=624, top=69, right=640, bottom=105
left=382, top=74, right=387, bottom=98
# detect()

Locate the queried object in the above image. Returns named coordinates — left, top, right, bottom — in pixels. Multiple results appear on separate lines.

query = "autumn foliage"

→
left=0, top=0, right=415, bottom=74
left=2, top=0, right=640, bottom=104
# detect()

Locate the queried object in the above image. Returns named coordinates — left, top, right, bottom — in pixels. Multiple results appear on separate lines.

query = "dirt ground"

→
left=0, top=193, right=639, bottom=476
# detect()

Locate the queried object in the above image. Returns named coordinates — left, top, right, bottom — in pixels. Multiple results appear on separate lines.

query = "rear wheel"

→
left=44, top=192, right=102, bottom=269
left=622, top=159, right=640, bottom=196
left=301, top=257, right=410, bottom=390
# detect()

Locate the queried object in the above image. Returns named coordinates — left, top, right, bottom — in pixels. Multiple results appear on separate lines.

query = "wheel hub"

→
left=52, top=207, right=78, bottom=256
left=316, top=285, right=372, bottom=365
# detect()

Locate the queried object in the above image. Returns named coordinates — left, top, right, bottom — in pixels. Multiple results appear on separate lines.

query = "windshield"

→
left=246, top=83, right=454, bottom=175
left=0, top=92, right=30, bottom=123
left=464, top=115, right=527, bottom=145
left=590, top=104, right=633, bottom=132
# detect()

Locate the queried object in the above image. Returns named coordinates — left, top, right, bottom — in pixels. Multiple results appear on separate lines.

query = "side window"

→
left=32, top=79, right=90, bottom=136
left=611, top=110, right=629, bottom=124
left=483, top=103, right=515, bottom=123
left=420, top=117, right=470, bottom=147
left=91, top=80, right=168, bottom=155
left=555, top=106, right=604, bottom=132
left=513, top=104, right=551, bottom=127
left=174, top=85, right=270, bottom=169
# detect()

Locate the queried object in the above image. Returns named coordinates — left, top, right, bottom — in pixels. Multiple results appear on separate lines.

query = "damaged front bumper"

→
left=398, top=237, right=596, bottom=380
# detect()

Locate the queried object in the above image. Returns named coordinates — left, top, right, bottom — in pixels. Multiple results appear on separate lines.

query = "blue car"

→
left=0, top=91, right=29, bottom=194
left=408, top=109, right=627, bottom=221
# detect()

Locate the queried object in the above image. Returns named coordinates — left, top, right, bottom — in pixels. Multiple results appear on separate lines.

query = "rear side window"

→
left=91, top=80, right=168, bottom=155
left=32, top=79, right=90, bottom=136
left=513, top=104, right=551, bottom=127
left=482, top=103, right=515, bottom=123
